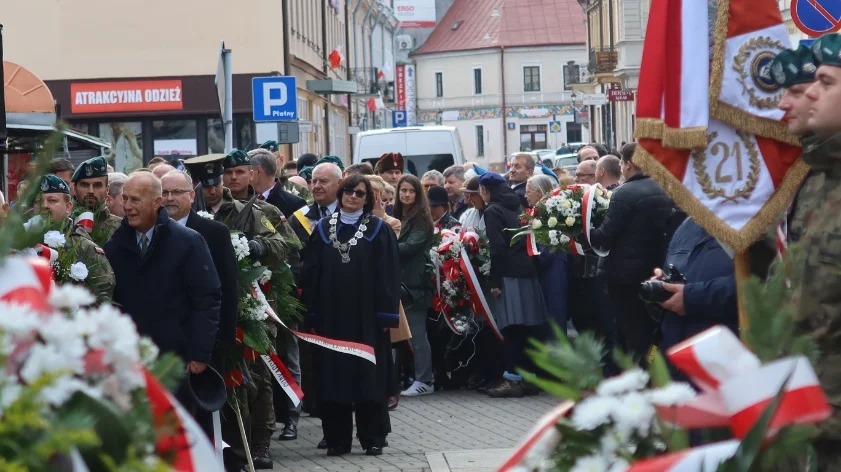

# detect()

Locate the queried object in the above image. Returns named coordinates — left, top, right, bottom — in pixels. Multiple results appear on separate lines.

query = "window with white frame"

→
left=475, top=125, right=485, bottom=157
left=563, top=63, right=581, bottom=90
left=292, top=96, right=309, bottom=158
left=473, top=68, right=483, bottom=95
left=523, top=66, right=541, bottom=92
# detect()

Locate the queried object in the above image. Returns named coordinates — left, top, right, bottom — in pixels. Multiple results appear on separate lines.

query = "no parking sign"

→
left=792, top=0, right=841, bottom=37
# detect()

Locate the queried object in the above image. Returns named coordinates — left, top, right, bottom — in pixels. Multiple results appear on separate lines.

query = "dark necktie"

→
left=139, top=233, right=149, bottom=254
left=320, top=206, right=328, bottom=218
left=258, top=194, right=266, bottom=201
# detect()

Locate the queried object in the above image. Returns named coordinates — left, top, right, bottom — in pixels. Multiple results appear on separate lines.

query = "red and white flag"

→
left=634, top=0, right=808, bottom=252
left=74, top=211, right=95, bottom=232
left=378, top=61, right=393, bottom=81
left=329, top=45, right=344, bottom=70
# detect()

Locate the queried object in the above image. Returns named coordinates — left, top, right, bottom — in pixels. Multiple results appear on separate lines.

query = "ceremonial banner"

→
left=634, top=0, right=809, bottom=251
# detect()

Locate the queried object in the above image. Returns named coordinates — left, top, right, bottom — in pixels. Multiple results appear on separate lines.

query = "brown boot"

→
left=251, top=444, right=273, bottom=469
left=486, top=379, right=524, bottom=398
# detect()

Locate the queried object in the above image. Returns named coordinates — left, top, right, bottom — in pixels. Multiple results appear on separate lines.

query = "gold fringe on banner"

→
left=661, top=126, right=709, bottom=150
left=708, top=0, right=731, bottom=112
left=633, top=143, right=810, bottom=252
left=712, top=102, right=801, bottom=147
left=634, top=118, right=666, bottom=140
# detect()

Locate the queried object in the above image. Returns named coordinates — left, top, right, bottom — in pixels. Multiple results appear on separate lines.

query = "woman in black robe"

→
left=302, top=174, right=401, bottom=456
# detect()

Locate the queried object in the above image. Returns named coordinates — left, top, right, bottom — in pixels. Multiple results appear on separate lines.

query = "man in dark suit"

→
left=249, top=148, right=307, bottom=217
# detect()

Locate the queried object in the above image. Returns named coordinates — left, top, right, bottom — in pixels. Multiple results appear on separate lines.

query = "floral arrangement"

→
left=428, top=228, right=492, bottom=336
left=515, top=184, right=611, bottom=254
left=0, top=258, right=192, bottom=472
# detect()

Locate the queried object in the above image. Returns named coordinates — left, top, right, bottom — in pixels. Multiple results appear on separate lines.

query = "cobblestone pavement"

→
left=269, top=390, right=559, bottom=471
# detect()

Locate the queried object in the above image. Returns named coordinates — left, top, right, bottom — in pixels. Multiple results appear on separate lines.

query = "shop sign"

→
left=607, top=87, right=635, bottom=102
left=396, top=65, right=406, bottom=110
left=71, top=80, right=184, bottom=114
left=404, top=65, right=417, bottom=125
left=394, top=0, right=436, bottom=28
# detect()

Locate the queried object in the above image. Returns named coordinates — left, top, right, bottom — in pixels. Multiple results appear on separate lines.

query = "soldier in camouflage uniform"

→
left=36, top=174, right=115, bottom=302
left=184, top=153, right=289, bottom=469
left=70, top=156, right=122, bottom=247
left=775, top=35, right=841, bottom=470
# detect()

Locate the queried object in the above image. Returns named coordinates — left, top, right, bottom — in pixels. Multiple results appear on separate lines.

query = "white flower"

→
left=600, top=433, right=619, bottom=456
left=0, top=302, right=41, bottom=335
left=532, top=219, right=543, bottom=230
left=258, top=268, right=272, bottom=285
left=0, top=381, right=22, bottom=412
left=561, top=199, right=572, bottom=209
left=571, top=454, right=609, bottom=472
left=231, top=233, right=251, bottom=261
left=596, top=188, right=604, bottom=197
left=20, top=343, right=84, bottom=384
left=646, top=382, right=696, bottom=406
left=565, top=216, right=576, bottom=227
left=138, top=337, right=160, bottom=366
left=607, top=459, right=630, bottom=472
left=547, top=217, right=558, bottom=228
left=49, top=284, right=96, bottom=310
left=572, top=395, right=619, bottom=430
left=559, top=233, right=570, bottom=244
left=612, top=391, right=656, bottom=435
left=479, top=261, right=491, bottom=276
left=548, top=230, right=559, bottom=246
left=69, top=262, right=89, bottom=281
left=197, top=210, right=214, bottom=220
left=597, top=369, right=650, bottom=396
left=40, top=376, right=102, bottom=406
left=44, top=230, right=66, bottom=248
left=289, top=187, right=300, bottom=196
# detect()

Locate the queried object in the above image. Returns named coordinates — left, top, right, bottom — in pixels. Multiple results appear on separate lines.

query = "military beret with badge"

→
left=40, top=174, right=70, bottom=194
left=259, top=140, right=280, bottom=153
left=771, top=45, right=818, bottom=88
left=299, top=166, right=315, bottom=181
left=223, top=149, right=250, bottom=169
left=316, top=155, right=344, bottom=171
left=71, top=156, right=108, bottom=183
left=183, top=154, right=227, bottom=186
left=811, top=32, right=841, bottom=68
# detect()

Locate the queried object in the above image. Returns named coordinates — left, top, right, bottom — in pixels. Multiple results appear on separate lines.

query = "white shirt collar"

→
left=261, top=188, right=272, bottom=200
left=176, top=215, right=189, bottom=226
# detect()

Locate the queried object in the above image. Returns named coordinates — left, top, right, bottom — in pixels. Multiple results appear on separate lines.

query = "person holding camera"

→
left=648, top=217, right=737, bottom=381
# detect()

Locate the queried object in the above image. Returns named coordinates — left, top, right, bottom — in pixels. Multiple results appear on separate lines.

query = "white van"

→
left=353, top=126, right=465, bottom=176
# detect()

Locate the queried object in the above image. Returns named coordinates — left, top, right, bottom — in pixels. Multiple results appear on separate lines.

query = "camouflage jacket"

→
left=788, top=133, right=841, bottom=440
left=234, top=193, right=301, bottom=267
left=71, top=203, right=122, bottom=247
left=213, top=188, right=288, bottom=269
left=284, top=180, right=313, bottom=205
left=67, top=223, right=116, bottom=303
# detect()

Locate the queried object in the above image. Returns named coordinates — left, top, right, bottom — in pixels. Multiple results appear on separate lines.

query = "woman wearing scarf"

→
left=302, top=175, right=400, bottom=456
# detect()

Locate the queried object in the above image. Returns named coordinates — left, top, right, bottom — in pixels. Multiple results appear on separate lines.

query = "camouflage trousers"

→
left=248, top=322, right=278, bottom=448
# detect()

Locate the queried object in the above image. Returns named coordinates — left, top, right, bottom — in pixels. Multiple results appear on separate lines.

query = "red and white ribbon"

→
left=656, top=326, right=831, bottom=439
left=580, top=184, right=609, bottom=257
left=34, top=243, right=59, bottom=264
left=525, top=232, right=541, bottom=256
left=262, top=353, right=304, bottom=407
left=627, top=440, right=739, bottom=472
left=498, top=401, right=574, bottom=472
left=257, top=283, right=378, bottom=364
left=775, top=220, right=787, bottom=261
left=144, top=369, right=224, bottom=472
left=0, top=256, right=54, bottom=312
left=459, top=247, right=503, bottom=341
left=74, top=211, right=95, bottom=232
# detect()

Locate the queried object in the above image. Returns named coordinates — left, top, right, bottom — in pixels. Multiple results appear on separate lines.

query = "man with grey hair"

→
left=105, top=171, right=221, bottom=422
left=443, top=165, right=468, bottom=219
left=107, top=172, right=129, bottom=217
left=596, top=155, right=622, bottom=190
left=249, top=148, right=307, bottom=217
left=508, top=153, right=535, bottom=207
left=421, top=170, right=444, bottom=190
left=152, top=163, right=176, bottom=179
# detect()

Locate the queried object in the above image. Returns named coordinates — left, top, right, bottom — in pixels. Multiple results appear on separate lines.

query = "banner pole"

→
left=734, top=251, right=751, bottom=338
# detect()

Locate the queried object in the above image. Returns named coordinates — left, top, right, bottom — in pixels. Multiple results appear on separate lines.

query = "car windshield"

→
left=362, top=154, right=455, bottom=176
left=555, top=156, right=578, bottom=168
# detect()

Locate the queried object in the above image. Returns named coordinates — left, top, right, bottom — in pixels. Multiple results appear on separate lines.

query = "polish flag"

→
left=378, top=61, right=393, bottom=81
left=633, top=0, right=808, bottom=252
left=627, top=440, right=739, bottom=472
left=328, top=45, right=344, bottom=70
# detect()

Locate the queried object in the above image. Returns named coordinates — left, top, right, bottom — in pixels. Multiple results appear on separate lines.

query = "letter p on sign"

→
left=264, top=82, right=288, bottom=115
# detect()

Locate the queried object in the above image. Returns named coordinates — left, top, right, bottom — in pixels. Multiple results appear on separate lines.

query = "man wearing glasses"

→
left=574, top=160, right=597, bottom=185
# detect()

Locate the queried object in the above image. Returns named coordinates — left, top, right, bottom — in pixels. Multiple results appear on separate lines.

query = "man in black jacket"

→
left=104, top=172, right=221, bottom=406
left=249, top=148, right=307, bottom=217
left=585, top=143, right=675, bottom=362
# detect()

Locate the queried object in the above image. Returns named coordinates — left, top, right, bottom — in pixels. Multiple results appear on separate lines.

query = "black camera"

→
left=639, top=264, right=686, bottom=304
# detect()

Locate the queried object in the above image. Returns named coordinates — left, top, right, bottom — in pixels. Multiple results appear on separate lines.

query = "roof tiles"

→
left=413, top=0, right=586, bottom=56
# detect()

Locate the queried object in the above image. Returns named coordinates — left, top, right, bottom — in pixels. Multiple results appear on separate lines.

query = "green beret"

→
left=182, top=154, right=226, bottom=186
left=259, top=140, right=279, bottom=153
left=71, top=156, right=108, bottom=182
left=315, top=155, right=344, bottom=171
left=771, top=45, right=818, bottom=88
left=812, top=33, right=841, bottom=68
left=299, top=166, right=314, bottom=181
left=223, top=149, right=250, bottom=169
left=40, top=174, right=70, bottom=194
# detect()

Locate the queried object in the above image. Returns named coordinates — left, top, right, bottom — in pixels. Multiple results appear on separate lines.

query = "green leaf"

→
left=57, top=392, right=131, bottom=470
left=241, top=265, right=269, bottom=285
left=648, top=349, right=672, bottom=388
left=274, top=264, right=295, bottom=286
left=612, top=347, right=638, bottom=371
left=148, top=352, right=184, bottom=392
left=519, top=371, right=581, bottom=401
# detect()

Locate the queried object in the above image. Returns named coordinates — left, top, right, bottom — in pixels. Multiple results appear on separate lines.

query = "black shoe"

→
left=366, top=446, right=384, bottom=456
left=486, top=379, right=525, bottom=398
left=523, top=382, right=541, bottom=396
left=466, top=374, right=486, bottom=390
left=317, top=438, right=328, bottom=449
left=327, top=446, right=351, bottom=456
left=477, top=378, right=500, bottom=394
left=278, top=424, right=297, bottom=441
left=252, top=445, right=273, bottom=469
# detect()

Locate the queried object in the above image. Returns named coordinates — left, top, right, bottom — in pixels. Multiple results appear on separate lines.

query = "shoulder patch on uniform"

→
left=261, top=216, right=276, bottom=233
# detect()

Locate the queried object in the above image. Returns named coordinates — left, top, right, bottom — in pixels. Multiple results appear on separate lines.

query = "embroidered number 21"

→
left=712, top=141, right=744, bottom=184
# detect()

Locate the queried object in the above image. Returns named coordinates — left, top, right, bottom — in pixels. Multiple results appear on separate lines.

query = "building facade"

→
left=411, top=0, right=589, bottom=168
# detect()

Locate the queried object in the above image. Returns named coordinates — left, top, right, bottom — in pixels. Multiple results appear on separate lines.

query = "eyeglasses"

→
left=342, top=188, right=368, bottom=198
left=162, top=189, right=192, bottom=198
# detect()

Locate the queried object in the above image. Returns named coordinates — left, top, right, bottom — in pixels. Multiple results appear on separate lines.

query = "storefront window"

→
left=99, top=122, right=144, bottom=174
left=234, top=116, right=255, bottom=151
left=153, top=120, right=198, bottom=163
left=207, top=118, right=225, bottom=154
left=68, top=121, right=89, bottom=135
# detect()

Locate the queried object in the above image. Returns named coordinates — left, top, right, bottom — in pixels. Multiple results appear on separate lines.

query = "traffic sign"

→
left=792, top=0, right=841, bottom=37
left=549, top=121, right=562, bottom=133
left=392, top=110, right=407, bottom=128
left=252, top=76, right=298, bottom=122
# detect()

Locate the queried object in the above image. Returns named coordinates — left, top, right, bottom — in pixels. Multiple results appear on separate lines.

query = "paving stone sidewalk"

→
left=269, top=390, right=559, bottom=471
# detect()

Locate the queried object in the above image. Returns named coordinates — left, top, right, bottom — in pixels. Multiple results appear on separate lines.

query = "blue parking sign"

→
left=252, top=76, right=298, bottom=122
left=392, top=110, right=407, bottom=128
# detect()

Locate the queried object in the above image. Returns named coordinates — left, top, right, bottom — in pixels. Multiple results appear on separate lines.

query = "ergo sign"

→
left=71, top=80, right=183, bottom=114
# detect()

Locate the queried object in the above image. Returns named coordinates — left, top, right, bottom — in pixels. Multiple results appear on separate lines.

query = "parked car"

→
left=556, top=142, right=586, bottom=155
left=554, top=153, right=578, bottom=175
left=353, top=126, right=464, bottom=175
